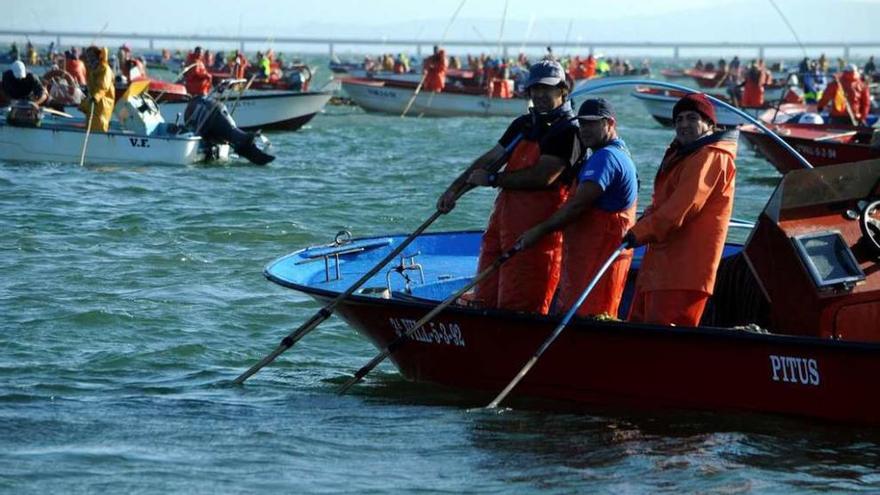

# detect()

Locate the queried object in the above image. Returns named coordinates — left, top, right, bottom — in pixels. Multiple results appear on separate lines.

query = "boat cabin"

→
left=744, top=160, right=880, bottom=340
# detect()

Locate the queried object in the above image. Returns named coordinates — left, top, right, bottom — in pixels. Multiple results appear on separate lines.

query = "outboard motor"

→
left=183, top=95, right=275, bottom=165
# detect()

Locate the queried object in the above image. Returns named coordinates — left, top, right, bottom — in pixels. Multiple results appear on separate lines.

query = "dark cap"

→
left=577, top=98, right=615, bottom=121
left=525, top=60, right=565, bottom=89
left=672, top=92, right=716, bottom=125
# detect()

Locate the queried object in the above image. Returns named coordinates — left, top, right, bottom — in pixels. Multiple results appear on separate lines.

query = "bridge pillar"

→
left=673, top=46, right=679, bottom=61
left=240, top=40, right=245, bottom=53
left=759, top=46, right=765, bottom=59
left=329, top=42, right=334, bottom=58
left=149, top=38, right=154, bottom=50
left=844, top=45, right=850, bottom=60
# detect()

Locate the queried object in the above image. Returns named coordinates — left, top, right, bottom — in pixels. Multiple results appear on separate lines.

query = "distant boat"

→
left=740, top=122, right=880, bottom=173
left=341, top=77, right=527, bottom=117
left=631, top=87, right=803, bottom=127
left=0, top=107, right=228, bottom=166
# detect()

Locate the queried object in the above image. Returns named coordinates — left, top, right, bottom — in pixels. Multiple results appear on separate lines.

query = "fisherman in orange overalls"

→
left=740, top=60, right=770, bottom=107
left=817, top=64, right=872, bottom=126
left=422, top=45, right=448, bottom=92
left=517, top=98, right=638, bottom=318
left=624, top=93, right=737, bottom=327
left=437, top=60, right=582, bottom=314
left=183, top=49, right=212, bottom=97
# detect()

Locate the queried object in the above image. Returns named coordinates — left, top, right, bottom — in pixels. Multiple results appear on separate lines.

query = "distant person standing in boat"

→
left=422, top=45, right=448, bottom=92
left=81, top=46, right=115, bottom=132
left=183, top=50, right=212, bottom=97
left=864, top=56, right=877, bottom=83
left=818, top=64, right=871, bottom=126
left=517, top=98, right=638, bottom=318
left=436, top=60, right=581, bottom=314
left=65, top=49, right=87, bottom=85
left=624, top=93, right=737, bottom=327
left=740, top=60, right=770, bottom=107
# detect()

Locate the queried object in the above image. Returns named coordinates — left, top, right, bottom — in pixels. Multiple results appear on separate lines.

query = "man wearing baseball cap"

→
left=1, top=60, right=48, bottom=106
left=516, top=98, right=638, bottom=318
left=436, top=59, right=581, bottom=314
left=624, top=92, right=737, bottom=327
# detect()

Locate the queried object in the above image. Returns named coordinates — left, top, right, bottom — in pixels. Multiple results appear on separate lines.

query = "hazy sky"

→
left=5, top=0, right=880, bottom=56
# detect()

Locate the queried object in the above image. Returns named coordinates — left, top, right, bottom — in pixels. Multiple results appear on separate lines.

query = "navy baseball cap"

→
left=525, top=60, right=565, bottom=89
left=577, top=98, right=615, bottom=120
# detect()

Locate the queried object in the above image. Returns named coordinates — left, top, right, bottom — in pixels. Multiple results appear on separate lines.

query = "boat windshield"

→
left=763, top=159, right=880, bottom=222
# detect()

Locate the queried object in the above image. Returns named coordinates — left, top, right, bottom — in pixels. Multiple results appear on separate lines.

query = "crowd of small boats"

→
left=6, top=42, right=880, bottom=425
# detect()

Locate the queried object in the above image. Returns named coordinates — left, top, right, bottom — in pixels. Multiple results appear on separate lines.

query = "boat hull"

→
left=263, top=230, right=880, bottom=424
left=740, top=123, right=880, bottom=173
left=0, top=120, right=227, bottom=165
left=324, top=295, right=878, bottom=423
left=341, top=78, right=527, bottom=117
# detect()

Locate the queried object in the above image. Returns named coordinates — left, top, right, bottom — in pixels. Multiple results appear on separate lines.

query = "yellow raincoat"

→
left=80, top=47, right=115, bottom=132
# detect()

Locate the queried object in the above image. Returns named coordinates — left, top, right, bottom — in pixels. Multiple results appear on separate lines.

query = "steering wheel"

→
left=860, top=199, right=880, bottom=255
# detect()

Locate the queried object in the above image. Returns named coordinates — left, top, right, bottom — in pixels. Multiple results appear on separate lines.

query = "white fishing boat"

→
left=631, top=87, right=805, bottom=127
left=0, top=110, right=228, bottom=166
left=160, top=90, right=333, bottom=131
left=1, top=84, right=229, bottom=166
left=341, top=77, right=527, bottom=117
left=65, top=89, right=332, bottom=132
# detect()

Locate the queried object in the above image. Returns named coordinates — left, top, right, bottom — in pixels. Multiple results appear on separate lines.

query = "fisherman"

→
left=80, top=46, right=116, bottom=132
left=1, top=61, right=48, bottom=106
left=183, top=50, right=213, bottom=97
left=436, top=60, right=581, bottom=314
left=817, top=64, right=871, bottom=126
left=740, top=60, right=770, bottom=107
left=185, top=46, right=203, bottom=66
left=864, top=56, right=877, bottom=82
left=517, top=98, right=638, bottom=318
left=422, top=45, right=448, bottom=93
left=65, top=49, right=87, bottom=85
left=624, top=93, right=737, bottom=327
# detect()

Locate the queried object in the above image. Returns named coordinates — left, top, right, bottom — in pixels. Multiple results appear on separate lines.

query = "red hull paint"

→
left=311, top=293, right=880, bottom=424
left=740, top=123, right=879, bottom=173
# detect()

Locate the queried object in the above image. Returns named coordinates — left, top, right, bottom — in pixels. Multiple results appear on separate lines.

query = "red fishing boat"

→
left=740, top=122, right=880, bottom=173
left=631, top=87, right=804, bottom=127
left=262, top=158, right=880, bottom=424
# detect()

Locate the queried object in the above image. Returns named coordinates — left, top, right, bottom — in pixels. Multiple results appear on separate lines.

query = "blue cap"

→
left=577, top=98, right=615, bottom=120
left=525, top=60, right=565, bottom=89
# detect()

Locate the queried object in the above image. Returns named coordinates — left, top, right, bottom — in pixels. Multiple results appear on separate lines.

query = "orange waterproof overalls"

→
left=557, top=201, right=636, bottom=318
left=473, top=138, right=571, bottom=314
left=628, top=132, right=737, bottom=326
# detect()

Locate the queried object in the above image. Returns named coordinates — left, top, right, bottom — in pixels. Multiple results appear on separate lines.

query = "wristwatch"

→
left=487, top=172, right=500, bottom=188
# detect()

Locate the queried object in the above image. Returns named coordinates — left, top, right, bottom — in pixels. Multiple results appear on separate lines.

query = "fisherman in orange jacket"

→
left=740, top=60, right=770, bottom=107
left=422, top=45, right=448, bottom=92
left=517, top=98, right=638, bottom=318
left=437, top=60, right=582, bottom=314
left=624, top=93, right=737, bottom=327
left=817, top=64, right=872, bottom=125
left=184, top=51, right=213, bottom=97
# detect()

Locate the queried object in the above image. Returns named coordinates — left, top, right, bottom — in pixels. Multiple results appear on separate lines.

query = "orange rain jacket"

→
left=185, top=60, right=213, bottom=97
left=422, top=50, right=448, bottom=92
left=817, top=72, right=871, bottom=122
left=629, top=130, right=738, bottom=296
left=741, top=68, right=770, bottom=107
left=474, top=140, right=571, bottom=314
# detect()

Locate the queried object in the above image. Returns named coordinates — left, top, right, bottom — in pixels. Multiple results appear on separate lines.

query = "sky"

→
left=4, top=0, right=880, bottom=57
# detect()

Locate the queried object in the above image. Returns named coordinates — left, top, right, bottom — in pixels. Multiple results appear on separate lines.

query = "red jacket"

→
left=817, top=73, right=871, bottom=122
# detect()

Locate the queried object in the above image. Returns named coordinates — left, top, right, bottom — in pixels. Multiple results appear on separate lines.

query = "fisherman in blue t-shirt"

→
left=517, top=98, right=638, bottom=317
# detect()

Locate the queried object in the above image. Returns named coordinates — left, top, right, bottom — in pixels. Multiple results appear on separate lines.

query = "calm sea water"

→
left=3, top=67, right=880, bottom=494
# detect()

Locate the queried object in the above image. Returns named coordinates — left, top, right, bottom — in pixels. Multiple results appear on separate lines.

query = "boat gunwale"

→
left=263, top=229, right=880, bottom=354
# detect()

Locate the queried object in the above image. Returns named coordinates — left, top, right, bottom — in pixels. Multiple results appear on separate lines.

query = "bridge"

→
left=2, top=29, right=878, bottom=60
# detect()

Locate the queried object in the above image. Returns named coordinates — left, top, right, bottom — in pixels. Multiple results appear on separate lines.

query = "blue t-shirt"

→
left=577, top=138, right=638, bottom=212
